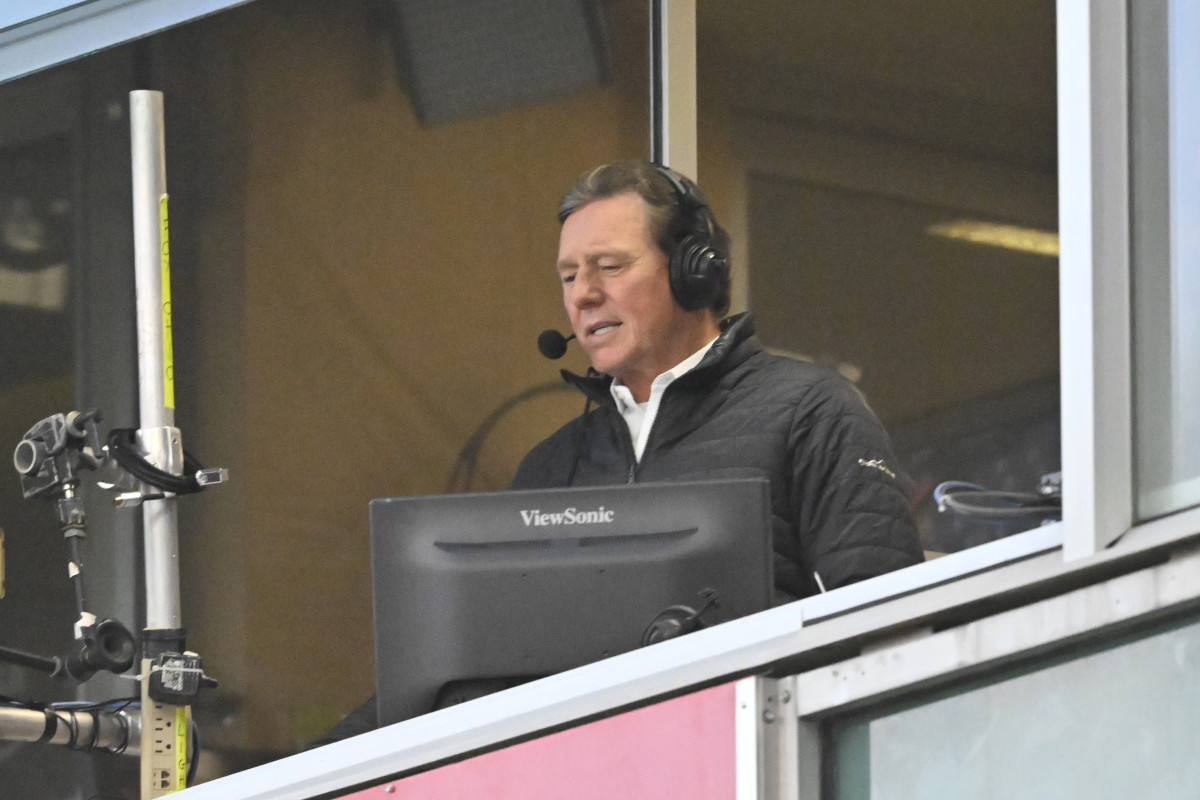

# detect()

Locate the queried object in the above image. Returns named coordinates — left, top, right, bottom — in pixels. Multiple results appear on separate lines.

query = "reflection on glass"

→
left=696, top=4, right=1059, bottom=554
left=0, top=135, right=73, bottom=384
left=1133, top=0, right=1200, bottom=519
left=829, top=616, right=1200, bottom=799
left=0, top=130, right=76, bottom=704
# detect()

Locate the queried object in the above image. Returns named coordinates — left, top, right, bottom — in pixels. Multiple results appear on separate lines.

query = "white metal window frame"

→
left=0, top=0, right=255, bottom=84
left=1130, top=0, right=1200, bottom=521
left=1057, top=0, right=1135, bottom=560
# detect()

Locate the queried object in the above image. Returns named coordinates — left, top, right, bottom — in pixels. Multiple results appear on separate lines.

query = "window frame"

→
left=0, top=0, right=256, bottom=84
left=1057, top=0, right=1135, bottom=560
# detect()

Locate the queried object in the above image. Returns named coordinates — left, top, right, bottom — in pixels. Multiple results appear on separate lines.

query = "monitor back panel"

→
left=370, top=478, right=772, bottom=726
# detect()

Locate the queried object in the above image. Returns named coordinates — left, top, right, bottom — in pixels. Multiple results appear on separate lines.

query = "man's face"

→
left=556, top=191, right=717, bottom=401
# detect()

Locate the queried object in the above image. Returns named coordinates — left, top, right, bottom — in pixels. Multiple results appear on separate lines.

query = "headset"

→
left=653, top=164, right=731, bottom=312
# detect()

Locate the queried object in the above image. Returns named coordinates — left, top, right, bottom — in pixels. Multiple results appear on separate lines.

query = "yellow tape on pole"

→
left=174, top=705, right=189, bottom=791
left=160, top=194, right=175, bottom=410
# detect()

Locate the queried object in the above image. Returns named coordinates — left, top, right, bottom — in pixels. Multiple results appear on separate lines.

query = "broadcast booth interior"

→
left=8, top=2, right=1198, bottom=799
left=369, top=477, right=774, bottom=726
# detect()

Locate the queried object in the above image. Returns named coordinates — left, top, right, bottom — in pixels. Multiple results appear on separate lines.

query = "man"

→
left=310, top=161, right=920, bottom=748
left=513, top=161, right=922, bottom=600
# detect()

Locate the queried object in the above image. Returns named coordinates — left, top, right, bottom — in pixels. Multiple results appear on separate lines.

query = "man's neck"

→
left=620, top=330, right=720, bottom=403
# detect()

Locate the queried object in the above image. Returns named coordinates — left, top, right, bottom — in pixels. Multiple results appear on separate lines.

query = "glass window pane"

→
left=2, top=0, right=651, bottom=776
left=828, top=615, right=1200, bottom=799
left=0, top=127, right=76, bottom=701
left=171, top=0, right=650, bottom=766
left=1133, top=0, right=1200, bottom=519
left=696, top=4, right=1060, bottom=556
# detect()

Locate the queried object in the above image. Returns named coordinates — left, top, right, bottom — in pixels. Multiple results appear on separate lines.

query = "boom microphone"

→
left=537, top=329, right=576, bottom=360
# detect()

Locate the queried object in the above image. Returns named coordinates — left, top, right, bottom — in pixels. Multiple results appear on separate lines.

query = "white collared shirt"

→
left=609, top=337, right=718, bottom=461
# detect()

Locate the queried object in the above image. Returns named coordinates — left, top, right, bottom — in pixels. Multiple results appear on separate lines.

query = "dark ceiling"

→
left=697, top=1, right=1058, bottom=170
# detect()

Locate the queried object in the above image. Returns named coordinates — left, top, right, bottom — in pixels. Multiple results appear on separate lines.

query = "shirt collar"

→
left=609, top=336, right=719, bottom=412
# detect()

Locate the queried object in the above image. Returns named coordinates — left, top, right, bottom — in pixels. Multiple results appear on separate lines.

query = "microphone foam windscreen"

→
left=538, top=329, right=569, bottom=359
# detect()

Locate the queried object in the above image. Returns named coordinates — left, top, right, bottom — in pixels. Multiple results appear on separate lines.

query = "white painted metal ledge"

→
left=795, top=540, right=1200, bottom=716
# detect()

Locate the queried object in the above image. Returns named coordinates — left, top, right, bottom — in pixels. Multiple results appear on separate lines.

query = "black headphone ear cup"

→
left=655, top=165, right=728, bottom=311
left=670, top=234, right=728, bottom=311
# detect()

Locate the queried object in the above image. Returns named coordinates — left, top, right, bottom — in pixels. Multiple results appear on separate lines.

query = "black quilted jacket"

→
left=512, top=313, right=923, bottom=601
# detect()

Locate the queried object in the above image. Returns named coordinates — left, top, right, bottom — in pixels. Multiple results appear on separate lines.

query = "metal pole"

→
left=0, top=706, right=141, bottom=755
left=130, top=89, right=189, bottom=798
left=130, top=90, right=183, bottom=631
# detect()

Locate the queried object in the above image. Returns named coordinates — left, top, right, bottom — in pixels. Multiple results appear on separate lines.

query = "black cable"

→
left=91, top=698, right=137, bottom=755
left=61, top=707, right=79, bottom=749
left=1, top=696, right=139, bottom=752
left=106, top=706, right=130, bottom=755
left=187, top=718, right=201, bottom=786
left=446, top=382, right=575, bottom=492
left=78, top=709, right=101, bottom=751
left=934, top=480, right=1062, bottom=520
left=106, top=428, right=205, bottom=494
left=49, top=698, right=140, bottom=753
left=37, top=709, right=58, bottom=743
left=0, top=644, right=62, bottom=675
left=50, top=696, right=139, bottom=712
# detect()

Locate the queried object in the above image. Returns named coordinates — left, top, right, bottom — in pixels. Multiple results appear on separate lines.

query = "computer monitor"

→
left=370, top=478, right=773, bottom=726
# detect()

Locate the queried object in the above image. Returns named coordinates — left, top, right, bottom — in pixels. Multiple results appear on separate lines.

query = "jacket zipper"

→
left=628, top=381, right=683, bottom=484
